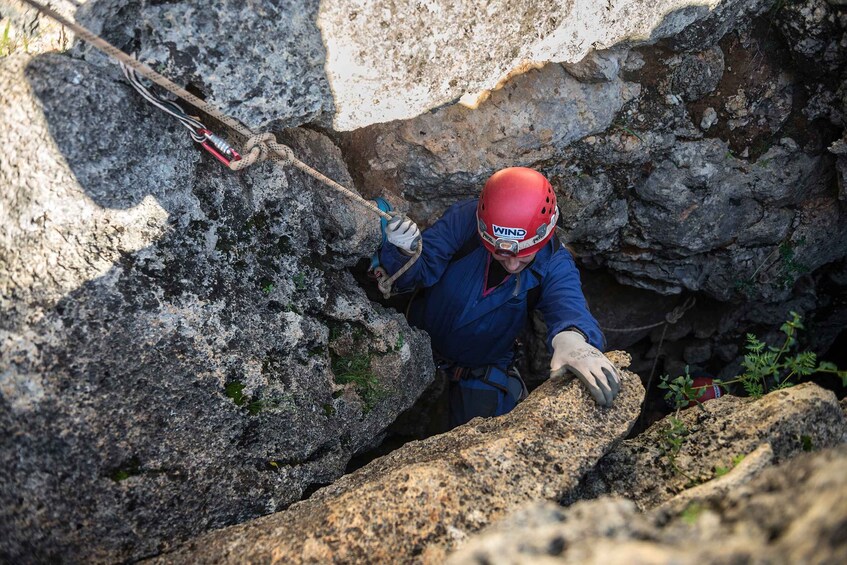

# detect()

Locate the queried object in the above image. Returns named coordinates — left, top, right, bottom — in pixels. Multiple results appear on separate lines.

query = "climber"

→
left=379, top=167, right=621, bottom=428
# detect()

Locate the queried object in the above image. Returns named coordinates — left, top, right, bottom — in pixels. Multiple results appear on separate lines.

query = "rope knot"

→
left=665, top=296, right=697, bottom=324
left=229, top=133, right=295, bottom=170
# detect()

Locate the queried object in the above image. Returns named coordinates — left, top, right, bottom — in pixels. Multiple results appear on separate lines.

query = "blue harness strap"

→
left=448, top=365, right=528, bottom=427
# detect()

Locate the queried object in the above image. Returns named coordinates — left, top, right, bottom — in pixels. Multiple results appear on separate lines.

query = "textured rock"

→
left=669, top=46, right=724, bottom=101
left=341, top=62, right=641, bottom=222
left=149, top=352, right=644, bottom=564
left=73, top=0, right=775, bottom=131
left=447, top=445, right=847, bottom=564
left=75, top=0, right=334, bottom=129
left=564, top=382, right=847, bottom=509
left=342, top=16, right=847, bottom=304
left=0, top=53, right=433, bottom=563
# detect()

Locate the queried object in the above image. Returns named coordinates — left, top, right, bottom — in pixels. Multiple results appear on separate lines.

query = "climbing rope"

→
left=20, top=0, right=421, bottom=298
left=610, top=296, right=697, bottom=427
left=601, top=296, right=697, bottom=333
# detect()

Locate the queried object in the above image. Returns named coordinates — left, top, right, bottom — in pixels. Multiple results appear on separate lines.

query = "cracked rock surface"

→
left=0, top=52, right=433, bottom=563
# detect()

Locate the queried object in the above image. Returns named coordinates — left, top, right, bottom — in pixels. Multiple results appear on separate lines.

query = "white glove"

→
left=550, top=330, right=621, bottom=407
left=386, top=214, right=421, bottom=253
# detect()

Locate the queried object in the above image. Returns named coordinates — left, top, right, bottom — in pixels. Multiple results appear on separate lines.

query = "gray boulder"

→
left=563, top=382, right=847, bottom=509
left=147, top=352, right=643, bottom=564
left=74, top=0, right=775, bottom=131
left=447, top=445, right=847, bottom=564
left=0, top=52, right=433, bottom=563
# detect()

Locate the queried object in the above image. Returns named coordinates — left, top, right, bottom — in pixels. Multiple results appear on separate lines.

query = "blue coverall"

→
left=380, top=199, right=604, bottom=423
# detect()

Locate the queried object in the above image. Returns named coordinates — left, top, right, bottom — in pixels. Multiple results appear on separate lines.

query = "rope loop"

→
left=664, top=296, right=697, bottom=325
left=229, top=133, right=296, bottom=171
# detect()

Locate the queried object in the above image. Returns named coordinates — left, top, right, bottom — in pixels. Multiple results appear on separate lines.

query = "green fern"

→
left=718, top=312, right=847, bottom=398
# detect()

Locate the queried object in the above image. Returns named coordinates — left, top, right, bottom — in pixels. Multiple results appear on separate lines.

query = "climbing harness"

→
left=20, top=0, right=421, bottom=298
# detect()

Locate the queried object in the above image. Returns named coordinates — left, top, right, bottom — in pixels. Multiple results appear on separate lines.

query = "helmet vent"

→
left=542, top=207, right=547, bottom=214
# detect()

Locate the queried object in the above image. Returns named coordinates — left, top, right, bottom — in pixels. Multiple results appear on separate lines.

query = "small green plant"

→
left=658, top=415, right=695, bottom=481
left=716, top=311, right=847, bottom=398
left=680, top=502, right=704, bottom=525
left=331, top=352, right=385, bottom=411
left=247, top=399, right=265, bottom=415
left=109, top=457, right=142, bottom=483
left=225, top=381, right=246, bottom=405
left=394, top=332, right=405, bottom=351
left=800, top=434, right=813, bottom=452
left=735, top=239, right=809, bottom=297
left=661, top=312, right=846, bottom=404
left=658, top=366, right=709, bottom=411
left=261, top=282, right=274, bottom=294
left=714, top=454, right=746, bottom=478
left=1, top=20, right=13, bottom=57
left=293, top=272, right=307, bottom=291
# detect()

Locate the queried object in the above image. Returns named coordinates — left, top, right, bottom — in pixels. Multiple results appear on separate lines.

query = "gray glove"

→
left=386, top=214, right=421, bottom=253
left=550, top=330, right=621, bottom=407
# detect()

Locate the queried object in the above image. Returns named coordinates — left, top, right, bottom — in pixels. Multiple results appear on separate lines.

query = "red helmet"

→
left=476, top=167, right=559, bottom=257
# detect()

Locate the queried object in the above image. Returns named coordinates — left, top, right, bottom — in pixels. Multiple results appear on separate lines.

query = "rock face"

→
left=0, top=53, right=433, bottom=563
left=336, top=0, right=847, bottom=392
left=343, top=19, right=847, bottom=304
left=563, top=382, right=847, bottom=509
left=447, top=445, right=847, bottom=564
left=149, top=352, right=643, bottom=564
left=73, top=0, right=777, bottom=131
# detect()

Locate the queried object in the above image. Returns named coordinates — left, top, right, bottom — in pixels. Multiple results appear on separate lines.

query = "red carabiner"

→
left=197, top=129, right=242, bottom=167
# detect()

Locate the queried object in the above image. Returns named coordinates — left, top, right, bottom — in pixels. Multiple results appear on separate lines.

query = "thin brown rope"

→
left=20, top=0, right=420, bottom=297
left=601, top=296, right=696, bottom=333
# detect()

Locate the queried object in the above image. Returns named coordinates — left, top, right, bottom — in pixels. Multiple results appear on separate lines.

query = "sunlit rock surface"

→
left=0, top=52, right=433, bottom=563
left=149, top=352, right=643, bottom=564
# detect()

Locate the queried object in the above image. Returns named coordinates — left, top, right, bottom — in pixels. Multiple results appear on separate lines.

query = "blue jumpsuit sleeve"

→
left=536, top=246, right=606, bottom=351
left=379, top=200, right=479, bottom=293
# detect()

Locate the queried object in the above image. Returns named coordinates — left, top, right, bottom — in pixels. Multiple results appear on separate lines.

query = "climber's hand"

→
left=385, top=213, right=421, bottom=254
left=550, top=330, right=621, bottom=407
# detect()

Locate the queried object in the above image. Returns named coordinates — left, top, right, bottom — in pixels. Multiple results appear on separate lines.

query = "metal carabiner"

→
left=197, top=128, right=242, bottom=167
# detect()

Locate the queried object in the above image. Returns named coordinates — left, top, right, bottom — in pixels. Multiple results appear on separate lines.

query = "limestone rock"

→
left=148, top=352, right=644, bottom=564
left=340, top=62, right=641, bottom=223
left=564, top=382, right=847, bottom=510
left=0, top=52, right=432, bottom=563
left=74, top=0, right=774, bottom=131
left=448, top=445, right=847, bottom=564
left=669, top=46, right=724, bottom=101
left=562, top=49, right=626, bottom=83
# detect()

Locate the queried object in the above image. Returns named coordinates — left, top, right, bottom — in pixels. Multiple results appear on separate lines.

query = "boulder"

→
left=0, top=52, right=433, bottom=563
left=447, top=445, right=847, bottom=564
left=148, top=352, right=644, bottom=564
left=563, top=382, right=847, bottom=509
left=73, top=0, right=775, bottom=131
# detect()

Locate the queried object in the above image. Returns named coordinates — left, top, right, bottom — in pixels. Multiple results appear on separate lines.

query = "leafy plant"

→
left=735, top=239, right=809, bottom=297
left=658, top=366, right=709, bottom=411
left=224, top=381, right=246, bottom=405
left=331, top=352, right=384, bottom=411
left=717, top=311, right=847, bottom=398
left=261, top=282, right=274, bottom=294
left=293, top=272, right=307, bottom=291
left=656, top=312, right=845, bottom=478
left=658, top=416, right=694, bottom=481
